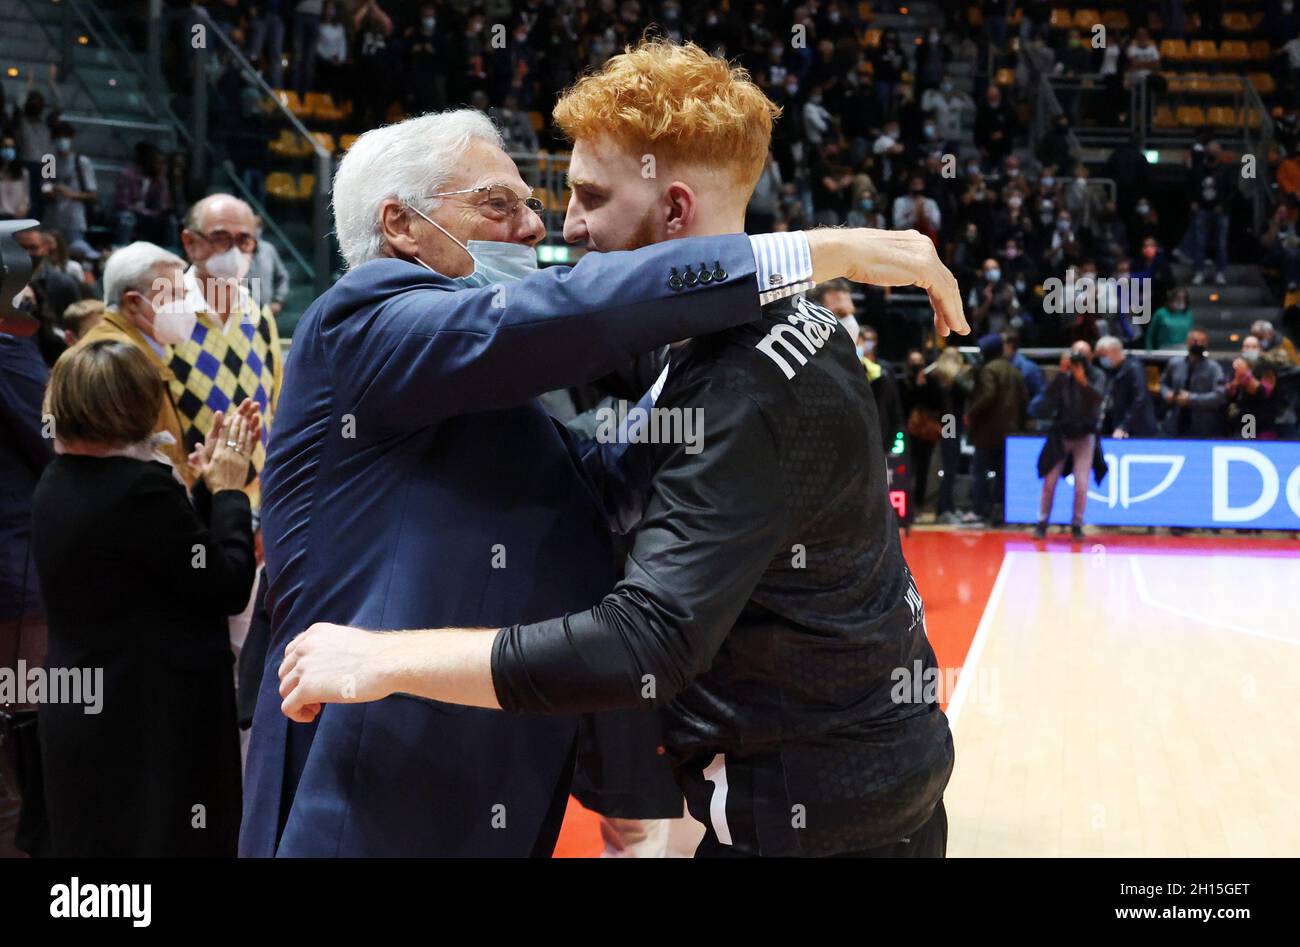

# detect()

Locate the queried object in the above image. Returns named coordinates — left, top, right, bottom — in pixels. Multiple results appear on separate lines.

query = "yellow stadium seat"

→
left=1206, top=107, right=1237, bottom=128
left=339, top=134, right=359, bottom=152
left=265, top=172, right=298, bottom=200
left=1159, top=39, right=1189, bottom=62
left=1222, top=12, right=1249, bottom=32
left=1189, top=40, right=1217, bottom=63
left=1176, top=105, right=1206, bottom=127
left=304, top=92, right=350, bottom=122
left=1049, top=8, right=1072, bottom=29
left=267, top=129, right=310, bottom=158
left=1101, top=11, right=1129, bottom=31
left=1249, top=73, right=1276, bottom=95
left=1217, top=41, right=1248, bottom=62
left=1249, top=41, right=1271, bottom=62
left=274, top=89, right=311, bottom=119
left=310, top=131, right=335, bottom=153
left=1153, top=105, right=1178, bottom=129
left=527, top=110, right=544, bottom=132
left=297, top=174, right=315, bottom=199
left=863, top=28, right=882, bottom=48
left=1073, top=9, right=1100, bottom=30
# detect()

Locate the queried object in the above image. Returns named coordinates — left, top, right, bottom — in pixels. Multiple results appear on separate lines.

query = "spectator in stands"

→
left=1037, top=115, right=1077, bottom=190
left=893, top=174, right=941, bottom=242
left=1261, top=201, right=1300, bottom=294
left=248, top=216, right=290, bottom=321
left=43, top=230, right=88, bottom=286
left=175, top=194, right=283, bottom=491
left=113, top=142, right=175, bottom=248
left=920, top=74, right=973, bottom=150
left=975, top=83, right=1016, bottom=166
left=13, top=68, right=59, bottom=220
left=1226, top=337, right=1279, bottom=439
left=812, top=139, right=855, bottom=226
left=491, top=95, right=539, bottom=155
left=82, top=243, right=204, bottom=483
left=1096, top=335, right=1156, bottom=438
left=871, top=119, right=907, bottom=183
left=315, top=1, right=350, bottom=104
left=403, top=4, right=446, bottom=115
left=1034, top=342, right=1105, bottom=541
left=901, top=349, right=948, bottom=520
left=247, top=0, right=288, bottom=91
left=1160, top=329, right=1226, bottom=437
left=42, top=122, right=96, bottom=253
left=1179, top=139, right=1234, bottom=287
left=0, top=136, right=31, bottom=219
left=14, top=227, right=80, bottom=366
left=1131, top=235, right=1174, bottom=312
left=1124, top=27, right=1161, bottom=80
left=965, top=333, right=1027, bottom=525
left=353, top=0, right=395, bottom=131
left=291, top=0, right=324, bottom=96
left=32, top=339, right=257, bottom=857
left=1145, top=286, right=1193, bottom=351
left=1250, top=318, right=1300, bottom=367
left=58, top=298, right=105, bottom=347
left=968, top=257, right=1022, bottom=336
left=1003, top=330, right=1045, bottom=419
left=745, top=152, right=782, bottom=233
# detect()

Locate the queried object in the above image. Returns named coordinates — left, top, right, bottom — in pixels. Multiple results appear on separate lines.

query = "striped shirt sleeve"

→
left=748, top=231, right=815, bottom=306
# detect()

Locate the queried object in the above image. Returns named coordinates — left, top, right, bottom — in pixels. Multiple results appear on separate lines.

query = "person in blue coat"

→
left=242, top=109, right=906, bottom=857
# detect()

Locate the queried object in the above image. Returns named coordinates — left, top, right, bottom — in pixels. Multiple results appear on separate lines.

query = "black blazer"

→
left=31, top=456, right=255, bottom=857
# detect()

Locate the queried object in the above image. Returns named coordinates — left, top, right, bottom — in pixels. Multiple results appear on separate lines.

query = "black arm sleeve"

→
left=492, top=386, right=790, bottom=714
left=131, top=470, right=257, bottom=617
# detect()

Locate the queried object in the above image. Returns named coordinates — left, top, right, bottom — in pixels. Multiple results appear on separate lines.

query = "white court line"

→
left=945, top=549, right=1017, bottom=730
left=1127, top=554, right=1300, bottom=646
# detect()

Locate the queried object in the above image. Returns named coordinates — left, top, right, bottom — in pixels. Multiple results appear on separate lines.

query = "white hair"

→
left=1095, top=335, right=1122, bottom=352
left=102, top=241, right=186, bottom=307
left=332, top=109, right=504, bottom=270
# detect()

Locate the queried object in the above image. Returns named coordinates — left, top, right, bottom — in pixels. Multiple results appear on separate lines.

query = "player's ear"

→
left=664, top=181, right=696, bottom=237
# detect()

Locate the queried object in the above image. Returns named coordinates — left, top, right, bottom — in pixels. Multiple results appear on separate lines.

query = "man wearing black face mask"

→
left=1159, top=329, right=1226, bottom=437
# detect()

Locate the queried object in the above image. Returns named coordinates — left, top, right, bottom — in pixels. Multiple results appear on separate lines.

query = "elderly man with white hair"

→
left=79, top=242, right=205, bottom=484
left=242, top=108, right=964, bottom=857
left=1095, top=335, right=1156, bottom=438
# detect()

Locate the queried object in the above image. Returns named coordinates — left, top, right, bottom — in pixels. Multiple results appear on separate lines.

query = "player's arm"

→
left=277, top=386, right=789, bottom=721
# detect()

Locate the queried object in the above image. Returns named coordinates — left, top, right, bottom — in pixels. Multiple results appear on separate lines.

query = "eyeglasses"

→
left=427, top=184, right=543, bottom=221
left=191, top=229, right=258, bottom=254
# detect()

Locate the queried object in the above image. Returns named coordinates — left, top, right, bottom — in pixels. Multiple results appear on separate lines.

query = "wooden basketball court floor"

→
left=554, top=530, right=1300, bottom=857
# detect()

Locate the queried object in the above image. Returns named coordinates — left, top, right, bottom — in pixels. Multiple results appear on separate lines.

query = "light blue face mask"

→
left=406, top=203, right=538, bottom=287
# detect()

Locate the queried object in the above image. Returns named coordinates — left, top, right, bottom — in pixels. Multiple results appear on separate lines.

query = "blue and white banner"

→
left=1004, top=436, right=1300, bottom=530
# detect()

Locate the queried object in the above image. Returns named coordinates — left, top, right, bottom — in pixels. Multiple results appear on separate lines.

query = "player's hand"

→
left=808, top=228, right=968, bottom=338
left=279, top=622, right=398, bottom=723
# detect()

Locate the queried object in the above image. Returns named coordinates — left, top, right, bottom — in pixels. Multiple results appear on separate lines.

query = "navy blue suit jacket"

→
left=241, top=236, right=762, bottom=856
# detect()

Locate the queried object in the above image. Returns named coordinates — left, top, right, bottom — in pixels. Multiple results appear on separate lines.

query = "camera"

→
left=0, top=218, right=40, bottom=321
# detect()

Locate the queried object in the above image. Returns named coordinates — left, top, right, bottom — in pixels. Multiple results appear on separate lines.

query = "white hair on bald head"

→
left=1096, top=335, right=1121, bottom=352
left=332, top=109, right=504, bottom=270
left=102, top=241, right=186, bottom=307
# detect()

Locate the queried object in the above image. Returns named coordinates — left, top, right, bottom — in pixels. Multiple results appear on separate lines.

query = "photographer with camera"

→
left=1034, top=341, right=1108, bottom=541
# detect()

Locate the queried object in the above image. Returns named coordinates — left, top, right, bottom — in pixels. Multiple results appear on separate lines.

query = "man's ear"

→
left=380, top=199, right=421, bottom=258
left=664, top=181, right=696, bottom=237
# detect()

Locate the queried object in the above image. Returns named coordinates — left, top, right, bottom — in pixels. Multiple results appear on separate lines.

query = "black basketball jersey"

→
left=494, top=294, right=954, bottom=856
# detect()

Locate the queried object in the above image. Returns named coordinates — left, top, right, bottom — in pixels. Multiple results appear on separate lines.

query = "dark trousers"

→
left=972, top=445, right=1005, bottom=520
left=695, top=798, right=948, bottom=858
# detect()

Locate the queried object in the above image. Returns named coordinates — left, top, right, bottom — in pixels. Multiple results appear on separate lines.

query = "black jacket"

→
left=31, top=457, right=255, bottom=856
left=1101, top=356, right=1157, bottom=436
left=1043, top=365, right=1105, bottom=437
left=494, top=296, right=954, bottom=856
